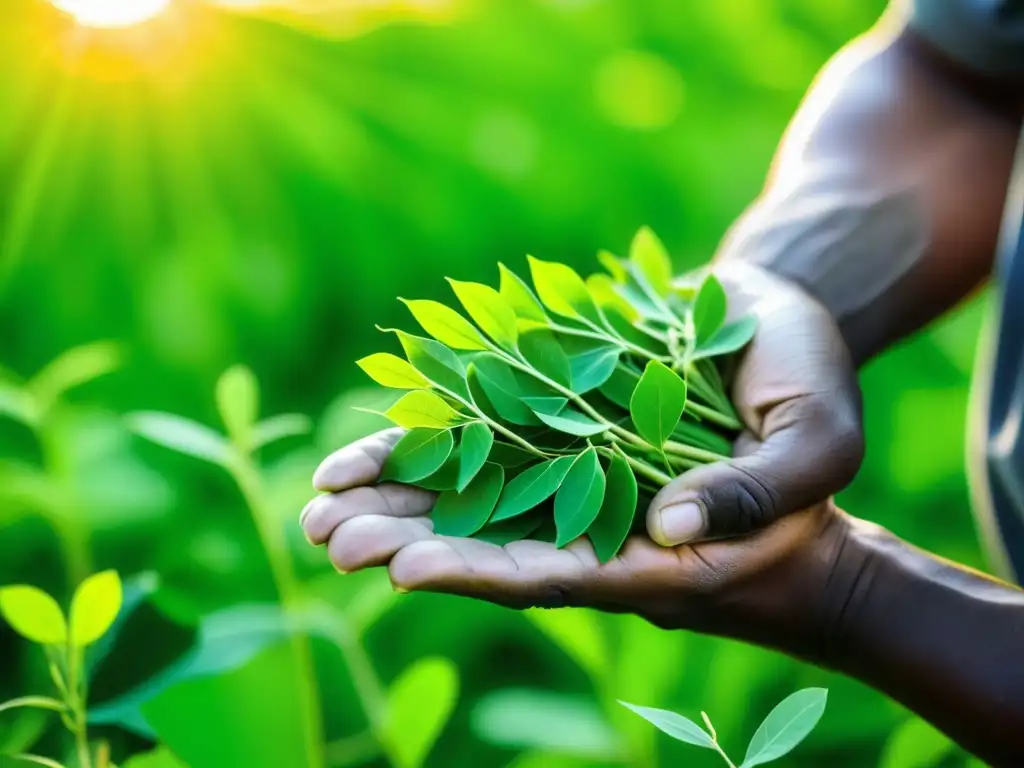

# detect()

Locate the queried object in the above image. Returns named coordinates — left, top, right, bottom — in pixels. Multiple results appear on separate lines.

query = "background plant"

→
left=359, top=227, right=754, bottom=557
left=0, top=0, right=995, bottom=765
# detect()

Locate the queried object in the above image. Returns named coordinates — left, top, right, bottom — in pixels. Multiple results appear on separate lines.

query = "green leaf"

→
left=741, top=688, right=828, bottom=768
left=491, top=457, right=575, bottom=522
left=499, top=262, right=548, bottom=323
left=519, top=327, right=572, bottom=387
left=127, top=412, right=232, bottom=467
left=599, top=365, right=640, bottom=410
left=385, top=391, right=465, bottom=430
left=880, top=717, right=956, bottom=768
left=70, top=570, right=122, bottom=647
left=457, top=422, right=494, bottom=492
left=587, top=452, right=638, bottom=562
left=527, top=256, right=602, bottom=325
left=401, top=298, right=488, bottom=351
left=554, top=449, right=606, bottom=547
left=534, top=409, right=607, bottom=438
left=448, top=279, right=518, bottom=351
left=380, top=428, right=455, bottom=483
left=586, top=274, right=639, bottom=323
left=432, top=462, right=504, bottom=536
left=0, top=586, right=67, bottom=645
left=597, top=249, right=627, bottom=283
left=488, top=442, right=536, bottom=469
left=473, top=510, right=546, bottom=545
left=521, top=396, right=567, bottom=415
left=693, top=315, right=757, bottom=361
left=385, top=657, right=460, bottom=768
left=216, top=365, right=259, bottom=448
left=629, top=226, right=673, bottom=297
left=617, top=701, right=715, bottom=749
left=630, top=361, right=687, bottom=449
left=390, top=329, right=471, bottom=401
left=415, top=447, right=462, bottom=491
left=569, top=345, right=621, bottom=394
left=693, top=274, right=727, bottom=346
left=0, top=378, right=37, bottom=427
left=250, top=414, right=312, bottom=451
left=27, top=340, right=122, bottom=413
left=357, top=352, right=431, bottom=390
left=470, top=357, right=541, bottom=426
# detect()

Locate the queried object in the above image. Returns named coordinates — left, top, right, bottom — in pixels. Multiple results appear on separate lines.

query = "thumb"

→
left=646, top=394, right=863, bottom=546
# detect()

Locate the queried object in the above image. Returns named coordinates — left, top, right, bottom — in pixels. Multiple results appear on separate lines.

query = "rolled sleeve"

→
left=894, top=0, right=1024, bottom=77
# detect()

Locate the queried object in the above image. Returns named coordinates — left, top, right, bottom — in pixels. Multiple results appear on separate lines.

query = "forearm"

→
left=716, top=24, right=1020, bottom=365
left=825, top=517, right=1024, bottom=765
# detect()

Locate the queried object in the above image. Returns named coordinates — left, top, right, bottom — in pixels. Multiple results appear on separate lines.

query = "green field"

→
left=0, top=1, right=992, bottom=765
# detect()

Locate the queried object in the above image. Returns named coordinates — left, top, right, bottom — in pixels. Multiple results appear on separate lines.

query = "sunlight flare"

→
left=50, top=0, right=171, bottom=28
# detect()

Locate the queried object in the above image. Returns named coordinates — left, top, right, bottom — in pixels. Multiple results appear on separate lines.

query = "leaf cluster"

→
left=357, top=227, right=756, bottom=559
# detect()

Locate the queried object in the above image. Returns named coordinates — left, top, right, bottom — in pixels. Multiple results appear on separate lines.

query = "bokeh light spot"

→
left=50, top=0, right=170, bottom=28
left=594, top=50, right=685, bottom=131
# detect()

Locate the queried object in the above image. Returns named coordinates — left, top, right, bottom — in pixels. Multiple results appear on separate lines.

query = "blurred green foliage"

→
left=0, top=0, right=993, bottom=765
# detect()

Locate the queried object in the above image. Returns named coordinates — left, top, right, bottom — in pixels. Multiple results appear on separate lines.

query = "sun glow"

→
left=51, top=0, right=171, bottom=28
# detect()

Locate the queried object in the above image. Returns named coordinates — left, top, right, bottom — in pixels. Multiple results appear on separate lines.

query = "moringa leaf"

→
left=693, top=274, right=727, bottom=346
left=250, top=414, right=312, bottom=451
left=27, top=340, right=122, bottom=414
left=380, top=428, right=455, bottom=484
left=127, top=412, right=232, bottom=467
left=534, top=408, right=607, bottom=438
left=527, top=256, right=602, bottom=326
left=488, top=442, right=537, bottom=469
left=597, top=249, right=628, bottom=283
left=599, top=366, right=641, bottom=410
left=491, top=456, right=575, bottom=522
left=587, top=452, right=638, bottom=562
left=629, top=226, right=673, bottom=298
left=458, top=422, right=494, bottom=492
left=432, top=462, right=504, bottom=536
left=569, top=345, right=621, bottom=394
left=521, top=396, right=567, bottom=416
left=385, top=391, right=465, bottom=430
left=0, top=585, right=67, bottom=645
left=519, top=327, right=572, bottom=387
left=357, top=353, right=432, bottom=390
left=470, top=357, right=541, bottom=426
left=586, top=274, right=640, bottom=323
left=448, top=279, right=518, bottom=351
left=415, top=447, right=462, bottom=492
left=401, top=298, right=489, bottom=351
left=741, top=688, right=828, bottom=768
left=629, top=361, right=687, bottom=449
left=391, top=330, right=470, bottom=401
left=554, top=449, right=606, bottom=547
left=693, top=315, right=757, bottom=361
left=618, top=701, right=715, bottom=749
left=70, top=570, right=122, bottom=648
left=474, top=509, right=546, bottom=545
left=499, top=262, right=548, bottom=324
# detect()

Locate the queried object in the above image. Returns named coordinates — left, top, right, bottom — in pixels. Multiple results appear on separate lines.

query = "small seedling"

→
left=352, top=226, right=756, bottom=559
left=619, top=687, right=828, bottom=767
left=0, top=571, right=123, bottom=768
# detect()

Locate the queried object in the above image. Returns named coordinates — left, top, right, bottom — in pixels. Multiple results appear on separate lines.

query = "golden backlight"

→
left=50, top=0, right=171, bottom=28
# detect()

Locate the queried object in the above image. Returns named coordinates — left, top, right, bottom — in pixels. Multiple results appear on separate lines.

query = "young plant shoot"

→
left=355, top=227, right=756, bottom=560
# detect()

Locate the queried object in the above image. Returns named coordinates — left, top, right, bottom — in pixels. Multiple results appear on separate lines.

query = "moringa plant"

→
left=354, top=226, right=756, bottom=559
left=620, top=688, right=828, bottom=768
left=0, top=571, right=123, bottom=768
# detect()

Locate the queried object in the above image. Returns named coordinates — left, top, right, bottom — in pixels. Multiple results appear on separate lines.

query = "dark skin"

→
left=302, top=19, right=1024, bottom=767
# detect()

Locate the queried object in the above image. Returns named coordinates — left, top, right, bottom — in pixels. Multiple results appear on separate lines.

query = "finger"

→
left=326, top=514, right=433, bottom=572
left=388, top=536, right=604, bottom=609
left=648, top=392, right=863, bottom=545
left=312, top=428, right=405, bottom=492
left=301, top=483, right=437, bottom=545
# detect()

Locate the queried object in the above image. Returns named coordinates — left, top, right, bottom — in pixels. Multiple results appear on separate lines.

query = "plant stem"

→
left=332, top=615, right=389, bottom=736
left=712, top=742, right=737, bottom=768
left=609, top=444, right=673, bottom=487
left=230, top=457, right=325, bottom=768
left=687, top=401, right=741, bottom=431
left=324, top=730, right=381, bottom=768
left=549, top=322, right=671, bottom=364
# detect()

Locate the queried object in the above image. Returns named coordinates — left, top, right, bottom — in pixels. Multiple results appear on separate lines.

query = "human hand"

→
left=646, top=261, right=864, bottom=547
left=301, top=429, right=854, bottom=655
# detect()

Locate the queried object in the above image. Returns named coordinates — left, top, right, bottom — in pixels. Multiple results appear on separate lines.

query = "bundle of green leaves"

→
left=355, top=227, right=757, bottom=561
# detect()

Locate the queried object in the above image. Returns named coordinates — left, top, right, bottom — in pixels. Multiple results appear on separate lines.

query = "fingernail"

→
left=656, top=502, right=705, bottom=545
